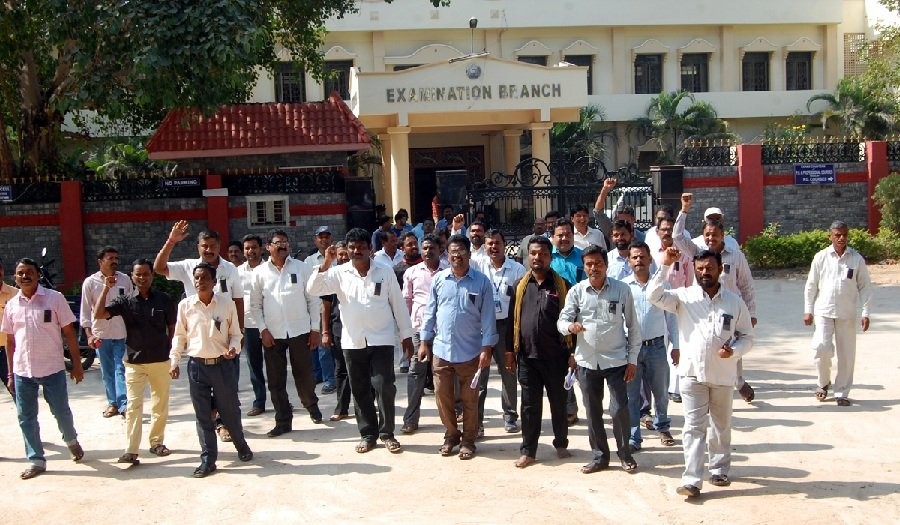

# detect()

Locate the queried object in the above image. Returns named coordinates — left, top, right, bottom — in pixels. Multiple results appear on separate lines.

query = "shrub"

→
left=743, top=226, right=883, bottom=269
left=873, top=173, right=900, bottom=232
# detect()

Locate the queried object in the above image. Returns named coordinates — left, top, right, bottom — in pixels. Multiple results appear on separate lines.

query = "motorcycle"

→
left=38, top=248, right=95, bottom=371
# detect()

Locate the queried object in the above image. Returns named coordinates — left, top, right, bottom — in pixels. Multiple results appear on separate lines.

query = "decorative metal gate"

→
left=466, top=156, right=655, bottom=241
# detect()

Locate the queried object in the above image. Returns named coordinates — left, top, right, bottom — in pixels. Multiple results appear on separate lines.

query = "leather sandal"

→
left=149, top=444, right=171, bottom=457
left=102, top=405, right=119, bottom=418
left=815, top=384, right=829, bottom=402
left=439, top=439, right=460, bottom=457
left=20, top=465, right=46, bottom=480
left=660, top=431, right=676, bottom=447
left=458, top=446, right=476, bottom=460
left=381, top=437, right=402, bottom=453
left=117, top=453, right=140, bottom=465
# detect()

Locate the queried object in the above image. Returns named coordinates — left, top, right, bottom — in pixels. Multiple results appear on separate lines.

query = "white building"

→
left=246, top=0, right=885, bottom=221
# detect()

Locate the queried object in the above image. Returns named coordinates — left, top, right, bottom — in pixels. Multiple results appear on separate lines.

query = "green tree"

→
left=0, top=0, right=446, bottom=180
left=874, top=173, right=900, bottom=232
left=630, top=90, right=731, bottom=165
left=550, top=104, right=613, bottom=160
left=806, top=77, right=896, bottom=138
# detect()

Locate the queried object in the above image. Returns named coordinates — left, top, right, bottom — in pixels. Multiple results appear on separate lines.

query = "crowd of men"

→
left=1, top=180, right=872, bottom=498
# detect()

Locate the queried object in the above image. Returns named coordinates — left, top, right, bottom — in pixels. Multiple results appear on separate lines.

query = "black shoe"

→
left=676, top=485, right=700, bottom=498
left=192, top=462, right=216, bottom=478
left=668, top=393, right=682, bottom=403
left=399, top=366, right=409, bottom=373
left=567, top=414, right=579, bottom=427
left=310, top=405, right=323, bottom=424
left=238, top=449, right=254, bottom=462
left=738, top=382, right=755, bottom=403
left=266, top=425, right=292, bottom=437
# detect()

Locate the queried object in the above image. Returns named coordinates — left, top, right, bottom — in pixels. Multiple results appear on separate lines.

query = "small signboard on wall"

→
left=160, top=177, right=202, bottom=188
left=0, top=185, right=11, bottom=202
left=794, top=164, right=835, bottom=185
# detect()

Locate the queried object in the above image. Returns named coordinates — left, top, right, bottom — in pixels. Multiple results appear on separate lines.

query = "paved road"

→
left=1, top=277, right=898, bottom=524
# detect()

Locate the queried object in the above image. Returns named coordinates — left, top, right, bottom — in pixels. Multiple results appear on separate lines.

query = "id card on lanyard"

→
left=492, top=267, right=506, bottom=314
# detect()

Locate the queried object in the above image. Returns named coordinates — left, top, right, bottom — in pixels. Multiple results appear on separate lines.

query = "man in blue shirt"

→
left=420, top=234, right=498, bottom=460
left=549, top=218, right=583, bottom=425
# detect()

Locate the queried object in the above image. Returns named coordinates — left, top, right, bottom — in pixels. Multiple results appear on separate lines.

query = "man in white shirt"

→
left=248, top=230, right=322, bottom=437
left=307, top=228, right=415, bottom=454
left=572, top=205, right=608, bottom=251
left=80, top=246, right=133, bottom=417
left=169, top=263, right=252, bottom=478
left=803, top=220, right=872, bottom=407
left=304, top=226, right=337, bottom=395
left=373, top=230, right=404, bottom=269
left=476, top=229, right=526, bottom=435
left=155, top=221, right=244, bottom=441
left=450, top=215, right=489, bottom=268
left=649, top=247, right=754, bottom=498
left=674, top=194, right=757, bottom=403
left=238, top=235, right=267, bottom=416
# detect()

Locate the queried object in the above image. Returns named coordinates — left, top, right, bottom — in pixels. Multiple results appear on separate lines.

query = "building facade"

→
left=248, top=0, right=883, bottom=222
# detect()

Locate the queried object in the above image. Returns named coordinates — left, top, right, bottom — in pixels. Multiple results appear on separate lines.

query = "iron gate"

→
left=466, top=156, right=655, bottom=241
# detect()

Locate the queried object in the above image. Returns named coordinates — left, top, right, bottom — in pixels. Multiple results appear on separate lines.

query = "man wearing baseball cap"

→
left=305, top=226, right=337, bottom=396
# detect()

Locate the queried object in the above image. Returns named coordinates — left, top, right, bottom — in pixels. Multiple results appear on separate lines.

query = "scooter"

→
left=38, top=248, right=95, bottom=371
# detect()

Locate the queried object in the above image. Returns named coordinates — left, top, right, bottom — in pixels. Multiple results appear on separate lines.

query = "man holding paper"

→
left=558, top=245, right=641, bottom=474
left=419, top=234, right=497, bottom=461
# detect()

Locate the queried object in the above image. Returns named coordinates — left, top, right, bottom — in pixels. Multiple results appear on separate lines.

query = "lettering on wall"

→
left=385, top=83, right=562, bottom=103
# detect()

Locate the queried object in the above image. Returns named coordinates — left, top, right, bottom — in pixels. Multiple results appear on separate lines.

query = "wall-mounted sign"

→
left=385, top=83, right=562, bottom=103
left=794, top=164, right=835, bottom=185
left=160, top=177, right=202, bottom=188
left=0, top=185, right=11, bottom=202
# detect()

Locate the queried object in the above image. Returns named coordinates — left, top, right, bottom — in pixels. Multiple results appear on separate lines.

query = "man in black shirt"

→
left=509, top=236, right=574, bottom=468
left=95, top=258, right=177, bottom=465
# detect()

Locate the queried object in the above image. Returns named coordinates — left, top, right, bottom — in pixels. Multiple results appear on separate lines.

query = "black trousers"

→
left=579, top=364, right=630, bottom=461
left=344, top=345, right=396, bottom=442
left=264, top=333, right=319, bottom=427
left=188, top=357, right=249, bottom=465
left=330, top=337, right=352, bottom=416
left=518, top=352, right=569, bottom=458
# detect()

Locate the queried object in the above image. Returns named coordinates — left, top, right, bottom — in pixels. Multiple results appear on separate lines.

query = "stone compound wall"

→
left=0, top=202, right=63, bottom=283
left=762, top=162, right=868, bottom=233
left=682, top=166, right=740, bottom=237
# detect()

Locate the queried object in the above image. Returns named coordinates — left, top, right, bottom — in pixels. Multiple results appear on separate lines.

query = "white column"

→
left=388, top=126, right=412, bottom=219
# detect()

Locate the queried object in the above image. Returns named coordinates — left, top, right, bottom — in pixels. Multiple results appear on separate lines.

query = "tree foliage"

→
left=874, top=173, right=900, bottom=232
left=550, top=105, right=613, bottom=161
left=0, top=0, right=446, bottom=179
left=806, top=77, right=896, bottom=138
left=630, top=90, right=732, bottom=165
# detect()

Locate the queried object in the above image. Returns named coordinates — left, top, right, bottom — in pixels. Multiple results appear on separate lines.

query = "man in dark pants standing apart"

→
left=419, top=234, right=497, bottom=460
left=94, top=258, right=177, bottom=465
left=321, top=241, right=353, bottom=421
left=476, top=229, right=525, bottom=435
left=169, top=263, right=252, bottom=478
left=238, top=234, right=267, bottom=416
left=510, top=236, right=573, bottom=468
left=307, top=228, right=415, bottom=454
left=248, top=230, right=323, bottom=437
left=559, top=245, right=641, bottom=474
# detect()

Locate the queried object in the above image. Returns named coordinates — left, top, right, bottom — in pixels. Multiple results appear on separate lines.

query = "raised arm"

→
left=154, top=220, right=191, bottom=277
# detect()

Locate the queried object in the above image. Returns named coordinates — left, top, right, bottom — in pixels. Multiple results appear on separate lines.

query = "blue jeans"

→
left=315, top=346, right=335, bottom=387
left=627, top=338, right=671, bottom=445
left=15, top=371, right=79, bottom=468
left=97, top=338, right=127, bottom=411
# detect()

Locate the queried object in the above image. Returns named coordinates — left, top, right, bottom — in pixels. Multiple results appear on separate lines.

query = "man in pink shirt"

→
left=400, top=233, right=447, bottom=434
left=2, top=258, right=85, bottom=480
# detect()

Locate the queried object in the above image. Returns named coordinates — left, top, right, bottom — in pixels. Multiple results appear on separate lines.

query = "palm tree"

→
left=550, top=104, right=613, bottom=161
left=630, top=90, right=731, bottom=164
left=806, top=77, right=896, bottom=139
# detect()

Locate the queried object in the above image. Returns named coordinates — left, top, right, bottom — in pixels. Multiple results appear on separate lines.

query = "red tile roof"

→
left=146, top=93, right=371, bottom=160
